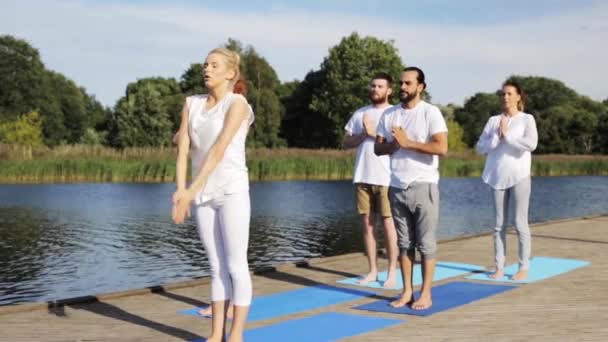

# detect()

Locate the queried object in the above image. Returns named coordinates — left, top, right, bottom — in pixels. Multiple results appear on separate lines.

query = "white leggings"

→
left=194, top=191, right=252, bottom=306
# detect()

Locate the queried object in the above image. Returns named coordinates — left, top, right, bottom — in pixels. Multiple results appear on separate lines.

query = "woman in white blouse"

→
left=476, top=80, right=538, bottom=281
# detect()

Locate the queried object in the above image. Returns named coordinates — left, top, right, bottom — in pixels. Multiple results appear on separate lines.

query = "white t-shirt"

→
left=377, top=101, right=448, bottom=189
left=344, top=105, right=391, bottom=186
left=476, top=112, right=538, bottom=190
left=187, top=92, right=254, bottom=204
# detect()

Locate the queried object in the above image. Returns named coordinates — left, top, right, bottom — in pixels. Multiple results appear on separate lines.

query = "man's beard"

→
left=370, top=93, right=388, bottom=105
left=400, top=91, right=418, bottom=104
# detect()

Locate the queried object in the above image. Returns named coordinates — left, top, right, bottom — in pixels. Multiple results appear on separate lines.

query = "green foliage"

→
left=111, top=80, right=174, bottom=147
left=511, top=76, right=603, bottom=154
left=2, top=146, right=606, bottom=183
left=596, top=109, right=608, bottom=153
left=446, top=120, right=467, bottom=152
left=0, top=35, right=45, bottom=122
left=507, top=76, right=576, bottom=114
left=281, top=71, right=336, bottom=148
left=0, top=111, right=43, bottom=147
left=230, top=40, right=284, bottom=148
left=454, top=93, right=502, bottom=147
left=438, top=104, right=457, bottom=121
left=3, top=34, right=607, bottom=155
left=248, top=88, right=285, bottom=147
left=80, top=128, right=107, bottom=146
left=180, top=63, right=205, bottom=96
left=0, top=35, right=108, bottom=146
left=44, top=71, right=88, bottom=144
left=540, top=104, right=598, bottom=154
left=309, top=32, right=405, bottom=147
left=453, top=76, right=606, bottom=154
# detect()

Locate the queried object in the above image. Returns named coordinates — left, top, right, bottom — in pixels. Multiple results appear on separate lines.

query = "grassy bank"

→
left=1, top=145, right=607, bottom=183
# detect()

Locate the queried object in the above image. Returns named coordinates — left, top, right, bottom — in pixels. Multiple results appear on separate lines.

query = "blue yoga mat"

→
left=179, top=285, right=376, bottom=321
left=354, top=281, right=516, bottom=316
left=466, top=256, right=590, bottom=284
left=192, top=312, right=403, bottom=342
left=337, top=261, right=486, bottom=289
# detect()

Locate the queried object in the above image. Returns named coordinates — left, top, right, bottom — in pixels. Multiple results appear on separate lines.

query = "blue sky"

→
left=2, top=0, right=607, bottom=107
left=124, top=0, right=595, bottom=25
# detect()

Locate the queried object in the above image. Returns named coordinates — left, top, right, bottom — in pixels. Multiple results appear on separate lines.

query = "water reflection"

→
left=0, top=177, right=606, bottom=305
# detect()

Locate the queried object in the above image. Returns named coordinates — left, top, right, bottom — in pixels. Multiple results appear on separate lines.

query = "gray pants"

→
left=492, top=177, right=532, bottom=270
left=389, top=183, right=439, bottom=259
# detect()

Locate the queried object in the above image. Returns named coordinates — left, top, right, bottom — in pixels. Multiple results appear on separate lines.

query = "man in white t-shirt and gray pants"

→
left=375, top=67, right=448, bottom=310
left=343, top=72, right=399, bottom=288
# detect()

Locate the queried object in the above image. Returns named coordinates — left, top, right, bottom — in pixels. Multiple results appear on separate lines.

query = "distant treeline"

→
left=1, top=33, right=607, bottom=154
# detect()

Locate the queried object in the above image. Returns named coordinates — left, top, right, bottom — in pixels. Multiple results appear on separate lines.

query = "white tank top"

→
left=187, top=92, right=254, bottom=204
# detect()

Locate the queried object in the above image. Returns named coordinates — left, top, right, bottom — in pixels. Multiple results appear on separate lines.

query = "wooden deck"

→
left=1, top=215, right=607, bottom=341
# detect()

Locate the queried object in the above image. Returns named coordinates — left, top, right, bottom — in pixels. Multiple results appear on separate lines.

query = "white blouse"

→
left=187, top=92, right=254, bottom=204
left=476, top=112, right=538, bottom=190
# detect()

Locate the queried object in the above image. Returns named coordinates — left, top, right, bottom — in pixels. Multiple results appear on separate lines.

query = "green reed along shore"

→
left=1, top=145, right=607, bottom=183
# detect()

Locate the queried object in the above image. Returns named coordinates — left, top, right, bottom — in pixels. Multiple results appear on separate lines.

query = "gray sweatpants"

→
left=492, top=177, right=532, bottom=270
left=389, top=183, right=439, bottom=259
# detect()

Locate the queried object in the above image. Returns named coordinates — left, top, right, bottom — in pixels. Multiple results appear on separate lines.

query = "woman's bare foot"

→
left=358, top=271, right=378, bottom=285
left=511, top=269, right=528, bottom=281
left=199, top=306, right=212, bottom=317
left=227, top=334, right=243, bottom=342
left=199, top=305, right=234, bottom=319
left=488, top=269, right=504, bottom=279
left=389, top=291, right=413, bottom=308
left=205, top=334, right=224, bottom=342
left=383, top=271, right=397, bottom=288
left=411, top=293, right=432, bottom=310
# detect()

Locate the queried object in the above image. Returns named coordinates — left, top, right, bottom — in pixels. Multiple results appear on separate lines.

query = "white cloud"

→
left=1, top=0, right=606, bottom=107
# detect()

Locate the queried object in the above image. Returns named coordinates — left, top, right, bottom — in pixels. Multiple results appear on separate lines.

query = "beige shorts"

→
left=355, top=183, right=392, bottom=217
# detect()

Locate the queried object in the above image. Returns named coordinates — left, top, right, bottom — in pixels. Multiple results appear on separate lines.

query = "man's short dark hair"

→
left=403, top=66, right=426, bottom=90
left=371, top=72, right=393, bottom=87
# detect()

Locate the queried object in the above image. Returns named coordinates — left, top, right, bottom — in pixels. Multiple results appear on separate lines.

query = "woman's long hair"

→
left=503, top=80, right=526, bottom=112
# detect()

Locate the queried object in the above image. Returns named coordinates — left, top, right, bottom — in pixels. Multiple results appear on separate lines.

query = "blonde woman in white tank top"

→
left=173, top=48, right=253, bottom=342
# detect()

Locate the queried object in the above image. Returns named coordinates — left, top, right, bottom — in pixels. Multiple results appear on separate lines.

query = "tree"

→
left=111, top=81, right=174, bottom=147
left=538, top=104, right=598, bottom=154
left=1, top=35, right=109, bottom=146
left=0, top=111, right=43, bottom=147
left=121, top=77, right=184, bottom=134
left=237, top=45, right=284, bottom=148
left=446, top=120, right=467, bottom=152
left=438, top=104, right=458, bottom=121
left=309, top=32, right=405, bottom=147
left=454, top=93, right=502, bottom=147
left=45, top=71, right=88, bottom=144
left=82, top=91, right=107, bottom=130
left=596, top=109, right=608, bottom=153
left=80, top=128, right=107, bottom=146
left=507, top=76, right=577, bottom=115
left=180, top=63, right=205, bottom=96
left=241, top=50, right=280, bottom=92
left=505, top=76, right=603, bottom=154
left=248, top=88, right=285, bottom=147
left=0, top=35, right=45, bottom=122
left=281, top=71, right=336, bottom=148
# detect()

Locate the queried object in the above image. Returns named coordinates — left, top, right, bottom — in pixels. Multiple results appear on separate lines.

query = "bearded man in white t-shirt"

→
left=343, top=72, right=399, bottom=288
left=375, top=67, right=448, bottom=310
